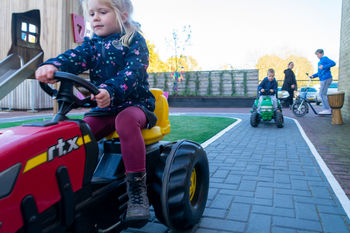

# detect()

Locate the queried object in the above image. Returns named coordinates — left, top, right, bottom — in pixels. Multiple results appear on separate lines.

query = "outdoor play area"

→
left=1, top=0, right=350, bottom=233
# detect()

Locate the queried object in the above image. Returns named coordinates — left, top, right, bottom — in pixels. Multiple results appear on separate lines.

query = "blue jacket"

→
left=258, top=77, right=278, bottom=95
left=42, top=31, right=155, bottom=115
left=312, top=56, right=336, bottom=81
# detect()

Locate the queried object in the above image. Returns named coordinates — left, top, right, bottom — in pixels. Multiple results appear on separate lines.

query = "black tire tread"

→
left=150, top=141, right=209, bottom=230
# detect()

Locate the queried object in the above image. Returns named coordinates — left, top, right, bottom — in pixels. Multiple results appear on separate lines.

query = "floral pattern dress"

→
left=42, top=31, right=155, bottom=116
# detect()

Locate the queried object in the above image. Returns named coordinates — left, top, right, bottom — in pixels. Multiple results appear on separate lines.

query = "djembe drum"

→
left=327, top=91, right=345, bottom=124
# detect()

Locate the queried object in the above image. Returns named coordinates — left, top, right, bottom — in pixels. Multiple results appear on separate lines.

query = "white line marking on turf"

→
left=289, top=117, right=350, bottom=219
left=201, top=118, right=242, bottom=148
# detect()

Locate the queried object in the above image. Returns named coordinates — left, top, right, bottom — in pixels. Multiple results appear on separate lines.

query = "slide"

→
left=0, top=52, right=43, bottom=101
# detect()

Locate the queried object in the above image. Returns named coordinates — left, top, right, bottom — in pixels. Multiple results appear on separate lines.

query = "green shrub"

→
left=207, top=71, right=212, bottom=96
left=182, top=72, right=192, bottom=96
left=219, top=71, right=224, bottom=95
left=163, top=73, right=169, bottom=92
left=243, top=72, right=248, bottom=96
left=153, top=74, right=158, bottom=88
left=195, top=71, right=200, bottom=96
left=231, top=71, right=236, bottom=96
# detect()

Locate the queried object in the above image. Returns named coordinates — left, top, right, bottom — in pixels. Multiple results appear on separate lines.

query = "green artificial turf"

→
left=0, top=115, right=236, bottom=144
left=0, top=115, right=84, bottom=129
left=163, top=116, right=236, bottom=143
left=0, top=118, right=51, bottom=129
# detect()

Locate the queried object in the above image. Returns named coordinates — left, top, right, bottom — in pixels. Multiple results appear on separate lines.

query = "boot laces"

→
left=129, top=176, right=147, bottom=206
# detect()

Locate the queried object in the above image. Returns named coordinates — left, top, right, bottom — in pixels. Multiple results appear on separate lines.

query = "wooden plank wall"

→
left=0, top=0, right=84, bottom=62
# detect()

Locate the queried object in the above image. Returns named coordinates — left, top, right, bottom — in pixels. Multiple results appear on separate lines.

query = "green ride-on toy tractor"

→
left=250, top=94, right=284, bottom=128
left=0, top=72, right=210, bottom=233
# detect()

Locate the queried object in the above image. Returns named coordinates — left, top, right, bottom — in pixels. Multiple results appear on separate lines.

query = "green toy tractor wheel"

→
left=275, top=110, right=284, bottom=128
left=250, top=111, right=260, bottom=127
left=150, top=140, right=209, bottom=230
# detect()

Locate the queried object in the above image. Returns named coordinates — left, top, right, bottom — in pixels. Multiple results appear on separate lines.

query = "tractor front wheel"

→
left=150, top=140, right=209, bottom=230
left=250, top=112, right=260, bottom=127
left=275, top=111, right=284, bottom=128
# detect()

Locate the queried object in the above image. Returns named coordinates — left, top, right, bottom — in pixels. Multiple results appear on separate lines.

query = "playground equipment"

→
left=0, top=10, right=44, bottom=104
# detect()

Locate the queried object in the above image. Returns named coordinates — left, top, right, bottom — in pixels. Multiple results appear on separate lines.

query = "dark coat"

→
left=282, top=69, right=297, bottom=91
left=42, top=31, right=155, bottom=116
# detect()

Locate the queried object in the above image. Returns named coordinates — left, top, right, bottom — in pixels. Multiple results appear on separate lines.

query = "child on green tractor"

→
left=251, top=68, right=284, bottom=128
left=257, top=68, right=278, bottom=113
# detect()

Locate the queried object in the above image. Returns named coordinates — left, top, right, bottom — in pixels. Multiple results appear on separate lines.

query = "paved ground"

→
left=122, top=112, right=350, bottom=233
left=170, top=106, right=350, bottom=200
left=286, top=111, right=350, bottom=199
left=1, top=106, right=350, bottom=232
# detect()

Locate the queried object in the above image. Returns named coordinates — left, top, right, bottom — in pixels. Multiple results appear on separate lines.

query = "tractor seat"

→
left=104, top=88, right=171, bottom=145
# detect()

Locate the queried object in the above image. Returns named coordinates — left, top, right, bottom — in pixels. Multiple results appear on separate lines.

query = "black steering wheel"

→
left=39, top=71, right=100, bottom=121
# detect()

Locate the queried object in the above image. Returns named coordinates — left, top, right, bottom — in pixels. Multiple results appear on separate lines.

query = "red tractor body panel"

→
left=0, top=121, right=87, bottom=233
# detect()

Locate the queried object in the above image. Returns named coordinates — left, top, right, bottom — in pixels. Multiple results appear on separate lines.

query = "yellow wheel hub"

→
left=189, top=168, right=197, bottom=202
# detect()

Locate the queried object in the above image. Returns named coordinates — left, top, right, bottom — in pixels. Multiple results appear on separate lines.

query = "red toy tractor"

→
left=0, top=72, right=209, bottom=233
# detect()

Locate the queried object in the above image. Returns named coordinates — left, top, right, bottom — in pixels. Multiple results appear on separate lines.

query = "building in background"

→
left=339, top=0, right=350, bottom=122
left=0, top=0, right=85, bottom=110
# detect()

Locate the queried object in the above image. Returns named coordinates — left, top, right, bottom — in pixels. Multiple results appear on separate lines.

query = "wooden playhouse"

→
left=0, top=0, right=86, bottom=110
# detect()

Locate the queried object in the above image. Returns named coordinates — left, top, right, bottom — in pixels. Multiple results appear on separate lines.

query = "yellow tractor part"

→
left=105, top=88, right=171, bottom=145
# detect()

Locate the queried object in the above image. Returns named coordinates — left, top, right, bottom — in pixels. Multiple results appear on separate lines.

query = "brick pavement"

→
left=283, top=110, right=350, bottom=199
left=170, top=106, right=350, bottom=200
left=123, top=113, right=350, bottom=233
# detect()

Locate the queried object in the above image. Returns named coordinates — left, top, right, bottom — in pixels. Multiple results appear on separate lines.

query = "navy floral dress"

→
left=43, top=31, right=155, bottom=118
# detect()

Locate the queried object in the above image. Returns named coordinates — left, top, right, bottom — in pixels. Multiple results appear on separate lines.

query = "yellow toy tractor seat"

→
left=105, top=88, right=171, bottom=145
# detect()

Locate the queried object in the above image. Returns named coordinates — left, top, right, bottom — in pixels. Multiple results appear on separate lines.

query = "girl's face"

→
left=88, top=0, right=122, bottom=37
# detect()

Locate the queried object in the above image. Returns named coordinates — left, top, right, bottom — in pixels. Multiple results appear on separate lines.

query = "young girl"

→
left=35, top=0, right=155, bottom=224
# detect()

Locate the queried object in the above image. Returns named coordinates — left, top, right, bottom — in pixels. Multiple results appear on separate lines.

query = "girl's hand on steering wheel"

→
left=92, top=89, right=111, bottom=108
left=35, top=65, right=58, bottom=84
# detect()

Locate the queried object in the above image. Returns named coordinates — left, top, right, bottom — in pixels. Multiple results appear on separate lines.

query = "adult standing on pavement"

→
left=282, top=62, right=297, bottom=107
left=310, top=49, right=336, bottom=115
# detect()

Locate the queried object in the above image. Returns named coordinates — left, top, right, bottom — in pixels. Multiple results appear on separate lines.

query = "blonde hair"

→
left=82, top=0, right=140, bottom=46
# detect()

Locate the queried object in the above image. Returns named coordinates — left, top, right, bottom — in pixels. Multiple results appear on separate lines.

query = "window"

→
left=20, top=21, right=38, bottom=43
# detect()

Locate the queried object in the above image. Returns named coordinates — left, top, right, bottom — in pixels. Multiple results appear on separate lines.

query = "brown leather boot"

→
left=125, top=172, right=150, bottom=226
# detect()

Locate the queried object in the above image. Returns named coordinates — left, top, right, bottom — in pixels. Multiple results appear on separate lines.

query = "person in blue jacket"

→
left=257, top=68, right=278, bottom=113
left=35, top=0, right=155, bottom=223
left=311, top=49, right=336, bottom=115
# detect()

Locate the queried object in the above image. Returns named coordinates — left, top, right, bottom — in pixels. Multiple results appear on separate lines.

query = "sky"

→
left=132, top=0, right=343, bottom=72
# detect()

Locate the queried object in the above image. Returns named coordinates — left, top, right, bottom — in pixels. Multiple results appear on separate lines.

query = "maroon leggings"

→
left=83, top=106, right=147, bottom=173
